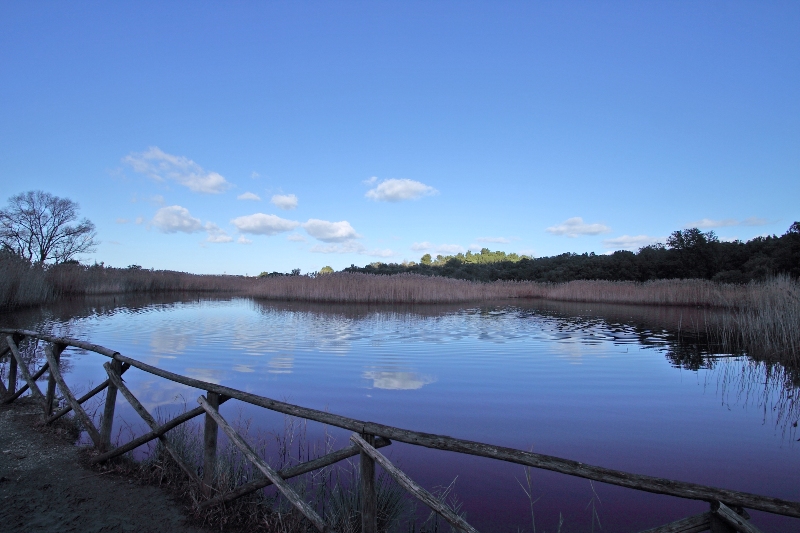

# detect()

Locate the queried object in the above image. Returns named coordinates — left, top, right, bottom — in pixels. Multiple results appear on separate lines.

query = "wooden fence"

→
left=1, top=327, right=798, bottom=533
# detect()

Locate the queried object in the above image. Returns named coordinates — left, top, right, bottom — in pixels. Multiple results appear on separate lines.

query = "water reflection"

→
left=1, top=295, right=798, bottom=532
left=363, top=369, right=436, bottom=390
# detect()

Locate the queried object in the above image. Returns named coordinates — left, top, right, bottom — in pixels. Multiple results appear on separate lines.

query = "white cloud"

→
left=231, top=213, right=300, bottom=235
left=365, top=178, right=438, bottom=202
left=204, top=223, right=233, bottom=243
left=602, top=235, right=663, bottom=251
left=237, top=235, right=252, bottom=244
left=135, top=217, right=144, bottom=225
left=271, top=194, right=298, bottom=210
left=116, top=218, right=129, bottom=224
left=363, top=176, right=378, bottom=185
left=287, top=233, right=307, bottom=242
left=411, top=242, right=432, bottom=251
left=123, top=147, right=232, bottom=194
left=152, top=206, right=203, bottom=233
left=303, top=219, right=360, bottom=242
left=237, top=192, right=261, bottom=201
left=476, top=236, right=511, bottom=244
left=685, top=217, right=769, bottom=229
left=546, top=217, right=611, bottom=237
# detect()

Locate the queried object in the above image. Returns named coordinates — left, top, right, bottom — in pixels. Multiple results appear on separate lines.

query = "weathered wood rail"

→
left=1, top=327, right=797, bottom=533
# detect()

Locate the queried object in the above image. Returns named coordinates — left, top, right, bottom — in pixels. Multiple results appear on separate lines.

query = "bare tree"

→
left=0, top=191, right=98, bottom=264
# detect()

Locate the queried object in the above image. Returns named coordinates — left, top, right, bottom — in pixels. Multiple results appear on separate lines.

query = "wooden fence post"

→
left=7, top=334, right=22, bottom=396
left=710, top=501, right=738, bottom=533
left=44, top=343, right=65, bottom=416
left=361, top=432, right=378, bottom=533
left=99, top=358, right=122, bottom=451
left=203, top=391, right=220, bottom=490
left=7, top=350, right=17, bottom=395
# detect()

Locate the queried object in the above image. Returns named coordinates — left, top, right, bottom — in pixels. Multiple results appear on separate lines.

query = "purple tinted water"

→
left=1, top=296, right=797, bottom=532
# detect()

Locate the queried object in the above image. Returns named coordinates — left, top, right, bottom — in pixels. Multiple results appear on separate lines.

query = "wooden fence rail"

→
left=1, top=327, right=796, bottom=533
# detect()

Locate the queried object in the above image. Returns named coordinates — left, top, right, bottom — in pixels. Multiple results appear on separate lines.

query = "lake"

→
left=1, top=295, right=797, bottom=532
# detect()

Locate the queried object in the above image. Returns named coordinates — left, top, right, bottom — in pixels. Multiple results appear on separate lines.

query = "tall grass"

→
left=0, top=252, right=53, bottom=309
left=713, top=275, right=800, bottom=363
left=124, top=412, right=410, bottom=533
left=47, top=264, right=251, bottom=296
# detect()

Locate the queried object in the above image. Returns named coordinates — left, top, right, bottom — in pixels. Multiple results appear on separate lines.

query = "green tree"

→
left=420, top=253, right=432, bottom=265
left=319, top=265, right=334, bottom=274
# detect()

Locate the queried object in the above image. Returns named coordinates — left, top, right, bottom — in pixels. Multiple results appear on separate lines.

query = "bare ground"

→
left=0, top=399, right=209, bottom=533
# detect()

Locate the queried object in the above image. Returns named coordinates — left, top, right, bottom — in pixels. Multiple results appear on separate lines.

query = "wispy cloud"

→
left=366, top=248, right=395, bottom=258
left=123, top=147, right=232, bottom=194
left=685, top=217, right=769, bottom=229
left=237, top=192, right=261, bottom=201
left=410, top=242, right=464, bottom=255
left=602, top=235, right=663, bottom=251
left=204, top=223, right=233, bottom=243
left=131, top=194, right=165, bottom=205
left=310, top=241, right=366, bottom=254
left=231, top=213, right=300, bottom=235
left=287, top=233, right=307, bottom=242
left=116, top=218, right=129, bottom=224
left=365, top=178, right=438, bottom=202
left=546, top=217, right=611, bottom=237
left=303, top=219, right=360, bottom=242
left=271, top=194, right=298, bottom=210
left=237, top=235, right=252, bottom=244
left=152, top=206, right=203, bottom=233
left=475, top=236, right=512, bottom=244
left=310, top=241, right=394, bottom=257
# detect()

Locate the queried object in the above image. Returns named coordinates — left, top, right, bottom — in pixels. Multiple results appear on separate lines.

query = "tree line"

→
left=345, top=224, right=800, bottom=283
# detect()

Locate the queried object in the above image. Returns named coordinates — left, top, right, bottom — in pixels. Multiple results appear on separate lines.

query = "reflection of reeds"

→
left=712, top=275, right=800, bottom=363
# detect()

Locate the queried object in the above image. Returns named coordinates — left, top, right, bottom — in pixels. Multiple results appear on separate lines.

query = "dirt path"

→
left=0, top=399, right=209, bottom=533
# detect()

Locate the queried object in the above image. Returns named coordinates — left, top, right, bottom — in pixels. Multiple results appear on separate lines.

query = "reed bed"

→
left=528, top=278, right=753, bottom=307
left=0, top=253, right=53, bottom=309
left=247, top=273, right=523, bottom=303
left=713, top=275, right=800, bottom=363
left=244, top=274, right=756, bottom=307
left=47, top=264, right=251, bottom=296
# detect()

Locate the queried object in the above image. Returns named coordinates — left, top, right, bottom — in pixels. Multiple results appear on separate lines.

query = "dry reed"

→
left=244, top=274, right=756, bottom=307
left=713, top=275, right=800, bottom=363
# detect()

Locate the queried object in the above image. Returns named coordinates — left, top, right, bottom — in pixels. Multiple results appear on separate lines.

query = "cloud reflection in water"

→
left=363, top=370, right=436, bottom=390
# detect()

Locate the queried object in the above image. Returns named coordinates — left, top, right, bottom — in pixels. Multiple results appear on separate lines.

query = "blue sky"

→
left=1, top=2, right=798, bottom=275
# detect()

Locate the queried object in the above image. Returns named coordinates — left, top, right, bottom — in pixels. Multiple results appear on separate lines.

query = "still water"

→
left=1, top=296, right=798, bottom=532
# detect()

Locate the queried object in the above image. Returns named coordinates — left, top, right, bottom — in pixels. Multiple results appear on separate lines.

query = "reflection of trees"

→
left=521, top=299, right=799, bottom=436
left=2, top=293, right=797, bottom=437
